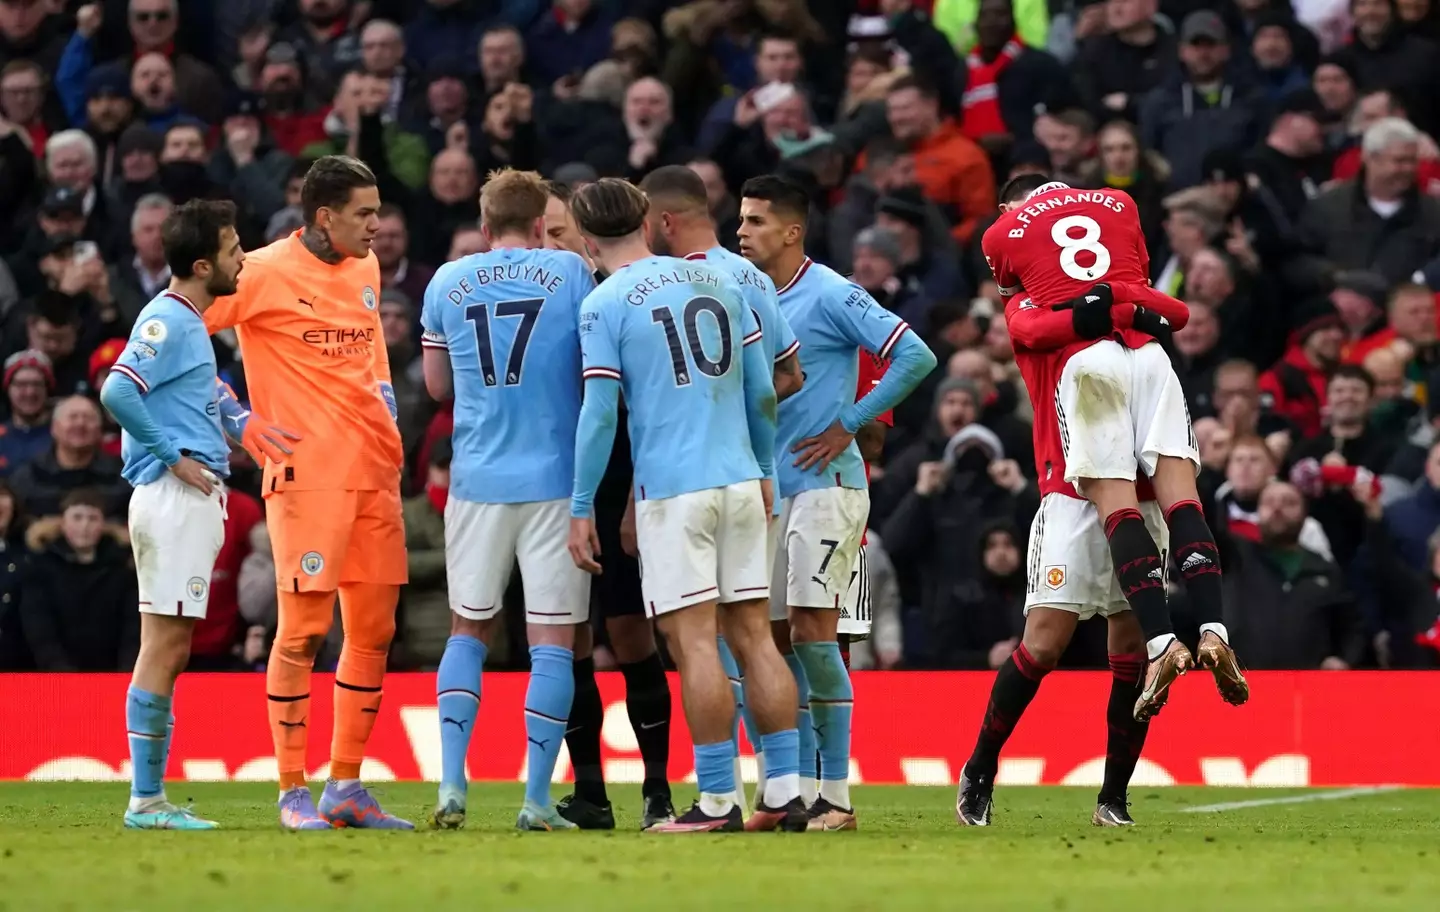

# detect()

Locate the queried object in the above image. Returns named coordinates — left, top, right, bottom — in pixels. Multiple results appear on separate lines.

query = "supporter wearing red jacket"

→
left=1258, top=300, right=1345, bottom=439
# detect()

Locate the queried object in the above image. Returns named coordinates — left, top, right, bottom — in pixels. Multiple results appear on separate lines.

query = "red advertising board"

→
left=3, top=672, right=1437, bottom=786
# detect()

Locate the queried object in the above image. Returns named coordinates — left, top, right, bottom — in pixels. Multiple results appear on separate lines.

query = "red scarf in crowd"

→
left=962, top=37, right=1022, bottom=140
left=427, top=482, right=448, bottom=514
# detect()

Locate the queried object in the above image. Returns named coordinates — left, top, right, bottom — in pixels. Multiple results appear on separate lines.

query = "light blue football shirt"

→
left=421, top=246, right=594, bottom=504
left=686, top=246, right=799, bottom=369
left=579, top=255, right=764, bottom=501
left=110, top=291, right=229, bottom=486
left=775, top=258, right=912, bottom=496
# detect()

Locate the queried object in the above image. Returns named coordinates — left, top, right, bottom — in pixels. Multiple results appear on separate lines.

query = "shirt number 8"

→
left=1052, top=215, right=1111, bottom=282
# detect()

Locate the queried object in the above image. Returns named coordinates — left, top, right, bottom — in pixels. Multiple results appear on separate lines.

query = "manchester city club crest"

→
left=362, top=286, right=377, bottom=310
left=187, top=577, right=208, bottom=601
left=301, top=551, right=325, bottom=576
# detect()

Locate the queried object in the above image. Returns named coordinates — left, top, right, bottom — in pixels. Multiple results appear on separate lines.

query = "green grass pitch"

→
left=0, top=783, right=1435, bottom=910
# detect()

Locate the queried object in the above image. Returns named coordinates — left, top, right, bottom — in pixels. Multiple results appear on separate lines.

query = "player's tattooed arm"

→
left=773, top=351, right=804, bottom=402
left=299, top=225, right=344, bottom=265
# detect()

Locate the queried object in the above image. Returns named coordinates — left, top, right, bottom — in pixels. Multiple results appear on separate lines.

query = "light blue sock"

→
left=125, top=687, right=170, bottom=801
left=162, top=713, right=175, bottom=776
left=436, top=634, right=487, bottom=795
left=524, top=644, right=575, bottom=808
left=716, top=636, right=748, bottom=748
left=693, top=740, right=736, bottom=798
left=795, top=641, right=854, bottom=805
left=784, top=652, right=816, bottom=783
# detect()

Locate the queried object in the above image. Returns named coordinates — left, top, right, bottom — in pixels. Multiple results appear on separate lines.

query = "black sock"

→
left=566, top=657, right=607, bottom=805
left=1166, top=500, right=1224, bottom=628
left=966, top=644, right=1050, bottom=779
left=1101, top=652, right=1150, bottom=802
left=620, top=653, right=671, bottom=799
left=1104, top=508, right=1174, bottom=641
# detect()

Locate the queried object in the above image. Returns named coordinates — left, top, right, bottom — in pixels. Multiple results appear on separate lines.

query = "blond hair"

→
left=480, top=169, right=549, bottom=238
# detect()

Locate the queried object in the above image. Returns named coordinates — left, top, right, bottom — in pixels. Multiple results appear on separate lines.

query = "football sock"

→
left=967, top=643, right=1052, bottom=779
left=331, top=582, right=398, bottom=781
left=436, top=634, right=486, bottom=796
left=759, top=729, right=801, bottom=807
left=1104, top=509, right=1175, bottom=656
left=566, top=655, right=607, bottom=805
left=716, top=636, right=746, bottom=747
left=619, top=654, right=671, bottom=799
left=693, top=739, right=737, bottom=817
left=783, top=652, right=817, bottom=803
left=268, top=589, right=334, bottom=791
left=794, top=641, right=853, bottom=810
left=126, top=686, right=170, bottom=807
left=1101, top=652, right=1150, bottom=803
left=1166, top=500, right=1228, bottom=640
left=523, top=644, right=574, bottom=808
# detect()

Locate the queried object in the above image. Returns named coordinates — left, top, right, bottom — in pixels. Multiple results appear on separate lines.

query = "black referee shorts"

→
left=590, top=496, right=646, bottom=619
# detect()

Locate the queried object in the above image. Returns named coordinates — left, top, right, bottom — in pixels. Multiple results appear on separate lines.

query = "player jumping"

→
left=567, top=178, right=801, bottom=833
left=205, top=156, right=412, bottom=830
left=421, top=169, right=596, bottom=832
left=638, top=165, right=805, bottom=826
left=955, top=174, right=1246, bottom=827
left=101, top=200, right=275, bottom=829
left=738, top=174, right=936, bottom=830
left=542, top=181, right=678, bottom=831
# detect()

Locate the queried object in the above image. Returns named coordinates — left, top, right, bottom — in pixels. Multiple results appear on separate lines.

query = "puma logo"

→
left=297, top=297, right=315, bottom=309
left=811, top=576, right=829, bottom=592
left=442, top=717, right=468, bottom=732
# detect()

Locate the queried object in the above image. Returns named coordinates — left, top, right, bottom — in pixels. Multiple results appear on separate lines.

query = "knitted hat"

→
left=1291, top=297, right=1345, bottom=343
left=3, top=350, right=54, bottom=392
left=854, top=226, right=902, bottom=265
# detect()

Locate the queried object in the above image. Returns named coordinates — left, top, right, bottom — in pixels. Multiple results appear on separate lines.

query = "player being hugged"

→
left=567, top=178, right=802, bottom=833
left=205, top=156, right=411, bottom=830
left=738, top=174, right=936, bottom=831
left=421, top=169, right=597, bottom=832
left=955, top=174, right=1247, bottom=829
left=638, top=165, right=806, bottom=827
left=99, top=200, right=291, bottom=829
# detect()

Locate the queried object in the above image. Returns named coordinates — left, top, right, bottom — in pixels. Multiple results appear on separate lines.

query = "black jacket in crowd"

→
left=18, top=523, right=137, bottom=672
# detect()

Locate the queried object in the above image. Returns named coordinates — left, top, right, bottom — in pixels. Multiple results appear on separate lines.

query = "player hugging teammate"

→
left=956, top=175, right=1250, bottom=828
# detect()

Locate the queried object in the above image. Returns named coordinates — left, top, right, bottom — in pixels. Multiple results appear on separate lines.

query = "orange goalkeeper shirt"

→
left=206, top=231, right=403, bottom=492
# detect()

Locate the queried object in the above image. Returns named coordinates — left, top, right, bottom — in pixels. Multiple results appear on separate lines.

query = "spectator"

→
left=276, top=0, right=362, bottom=99
left=129, top=52, right=188, bottom=133
left=302, top=70, right=429, bottom=190
left=1381, top=439, right=1440, bottom=572
left=77, top=65, right=133, bottom=188
left=207, top=93, right=295, bottom=239
left=109, top=192, right=171, bottom=324
left=9, top=395, right=127, bottom=521
left=1312, top=54, right=1359, bottom=149
left=712, top=79, right=813, bottom=196
left=0, top=479, right=29, bottom=669
left=1, top=59, right=57, bottom=155
left=412, top=60, right=474, bottom=155
left=696, top=32, right=808, bottom=152
left=1078, top=119, right=1168, bottom=252
left=946, top=347, right=1036, bottom=473
left=1358, top=481, right=1440, bottom=668
left=1346, top=283, right=1440, bottom=385
left=1174, top=300, right=1226, bottom=408
left=1032, top=109, right=1094, bottom=187
left=875, top=186, right=968, bottom=312
left=1336, top=0, right=1440, bottom=138
left=1244, top=89, right=1329, bottom=242
left=1330, top=89, right=1440, bottom=195
left=1217, top=434, right=1332, bottom=558
left=407, top=147, right=479, bottom=266
left=372, top=203, right=434, bottom=308
left=850, top=226, right=932, bottom=336
left=1259, top=299, right=1345, bottom=439
left=253, top=41, right=330, bottom=157
left=1139, top=11, right=1265, bottom=190
left=1152, top=195, right=1223, bottom=295
left=0, top=0, right=67, bottom=72
left=359, top=19, right=421, bottom=123
left=189, top=487, right=264, bottom=670
left=1251, top=12, right=1312, bottom=103
left=108, top=123, right=163, bottom=217
left=963, top=0, right=1076, bottom=150
left=476, top=24, right=528, bottom=97
left=588, top=76, right=692, bottom=180
left=1073, top=0, right=1176, bottom=124
left=1221, top=480, right=1363, bottom=668
left=18, top=487, right=137, bottom=672
left=0, top=349, right=52, bottom=475
left=926, top=518, right=1025, bottom=671
left=86, top=337, right=124, bottom=458
left=377, top=288, right=431, bottom=464
left=43, top=130, right=119, bottom=254
left=399, top=435, right=452, bottom=668
left=1331, top=269, right=1392, bottom=354
left=831, top=136, right=953, bottom=276
left=687, top=158, right=739, bottom=251
left=874, top=75, right=995, bottom=244
left=1300, top=117, right=1440, bottom=286
left=525, top=0, right=613, bottom=86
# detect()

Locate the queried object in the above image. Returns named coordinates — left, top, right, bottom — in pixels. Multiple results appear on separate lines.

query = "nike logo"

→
left=442, top=717, right=468, bottom=731
left=278, top=719, right=306, bottom=728
left=639, top=720, right=666, bottom=731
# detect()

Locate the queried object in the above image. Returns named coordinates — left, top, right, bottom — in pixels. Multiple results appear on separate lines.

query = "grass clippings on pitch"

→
left=0, top=783, right=1434, bottom=910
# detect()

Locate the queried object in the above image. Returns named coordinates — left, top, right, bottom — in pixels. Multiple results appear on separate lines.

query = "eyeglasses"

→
left=131, top=10, right=172, bottom=23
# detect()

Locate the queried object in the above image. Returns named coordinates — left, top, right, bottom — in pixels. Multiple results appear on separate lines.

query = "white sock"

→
left=819, top=778, right=851, bottom=810
left=764, top=772, right=801, bottom=808
left=800, top=776, right=819, bottom=806
left=128, top=793, right=167, bottom=813
left=333, top=778, right=360, bottom=790
left=751, top=752, right=767, bottom=808
left=1145, top=634, right=1177, bottom=661
left=698, top=791, right=736, bottom=817
left=278, top=786, right=307, bottom=801
left=1199, top=622, right=1230, bottom=644
left=732, top=758, right=749, bottom=816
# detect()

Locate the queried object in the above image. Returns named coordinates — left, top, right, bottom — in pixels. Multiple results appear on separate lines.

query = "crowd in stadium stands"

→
left=1, top=0, right=1439, bottom=674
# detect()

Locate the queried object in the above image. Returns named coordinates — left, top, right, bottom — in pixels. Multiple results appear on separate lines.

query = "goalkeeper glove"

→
left=215, top=379, right=302, bottom=464
left=1054, top=283, right=1114, bottom=340
left=378, top=381, right=398, bottom=422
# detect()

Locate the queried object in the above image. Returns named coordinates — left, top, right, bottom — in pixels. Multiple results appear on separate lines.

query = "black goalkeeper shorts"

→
left=591, top=496, right=645, bottom=619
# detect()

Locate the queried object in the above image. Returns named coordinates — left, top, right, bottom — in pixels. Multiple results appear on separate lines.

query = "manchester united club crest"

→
left=301, top=551, right=325, bottom=576
left=187, top=577, right=208, bottom=601
left=362, top=286, right=377, bottom=310
left=1044, top=565, right=1066, bottom=590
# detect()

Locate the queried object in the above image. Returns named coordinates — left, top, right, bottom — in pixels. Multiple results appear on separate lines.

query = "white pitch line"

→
left=1182, top=786, right=1402, bottom=813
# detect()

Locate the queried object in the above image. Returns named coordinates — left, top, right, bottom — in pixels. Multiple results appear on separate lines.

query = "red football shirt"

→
left=857, top=350, right=891, bottom=544
left=192, top=489, right=264, bottom=658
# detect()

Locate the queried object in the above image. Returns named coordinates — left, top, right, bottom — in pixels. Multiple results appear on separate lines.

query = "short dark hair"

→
left=289, top=158, right=314, bottom=183
left=300, top=155, right=377, bottom=224
left=377, top=202, right=406, bottom=223
left=864, top=136, right=908, bottom=167
left=886, top=73, right=937, bottom=101
left=60, top=487, right=105, bottom=515
left=638, top=165, right=708, bottom=212
left=999, top=173, right=1052, bottom=204
left=1331, top=363, right=1375, bottom=393
left=740, top=173, right=810, bottom=224
left=543, top=179, right=573, bottom=203
left=756, top=31, right=800, bottom=55
left=32, top=291, right=78, bottom=328
left=571, top=178, right=649, bottom=239
left=162, top=199, right=237, bottom=278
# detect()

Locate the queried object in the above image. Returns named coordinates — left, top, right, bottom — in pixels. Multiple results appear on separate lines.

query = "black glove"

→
left=1053, top=283, right=1113, bottom=339
left=1132, top=306, right=1181, bottom=367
